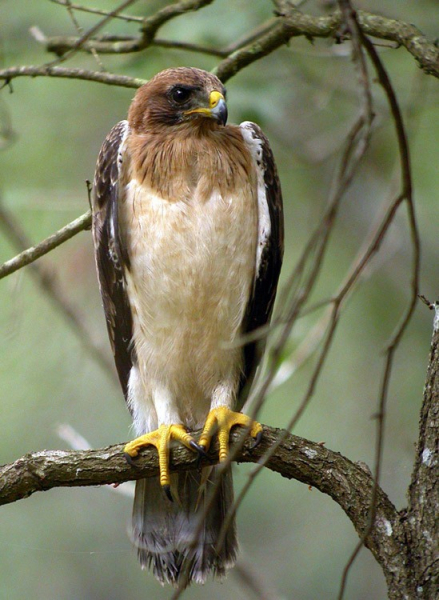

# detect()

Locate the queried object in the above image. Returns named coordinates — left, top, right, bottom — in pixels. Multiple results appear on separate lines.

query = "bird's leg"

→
left=198, top=406, right=262, bottom=462
left=124, top=425, right=202, bottom=501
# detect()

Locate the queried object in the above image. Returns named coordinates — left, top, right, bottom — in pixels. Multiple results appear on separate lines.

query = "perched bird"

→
left=92, top=67, right=283, bottom=587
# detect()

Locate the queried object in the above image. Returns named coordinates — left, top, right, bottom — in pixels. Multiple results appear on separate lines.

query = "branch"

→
left=42, top=34, right=227, bottom=57
left=48, top=0, right=215, bottom=57
left=49, top=0, right=146, bottom=23
left=39, top=8, right=439, bottom=82
left=407, top=304, right=439, bottom=598
left=214, top=9, right=439, bottom=82
left=335, top=2, right=418, bottom=595
left=139, top=0, right=215, bottom=43
left=0, top=66, right=144, bottom=88
left=0, top=424, right=407, bottom=582
left=0, top=204, right=117, bottom=381
left=45, top=0, right=139, bottom=66
left=0, top=210, right=91, bottom=280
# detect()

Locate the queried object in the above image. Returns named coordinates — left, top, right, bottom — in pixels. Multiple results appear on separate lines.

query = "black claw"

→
left=190, top=441, right=213, bottom=467
left=251, top=430, right=263, bottom=450
left=163, top=484, right=173, bottom=502
left=124, top=452, right=141, bottom=467
left=190, top=440, right=210, bottom=458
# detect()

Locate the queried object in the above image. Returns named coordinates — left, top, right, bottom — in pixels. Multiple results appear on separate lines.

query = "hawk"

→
left=92, top=67, right=283, bottom=586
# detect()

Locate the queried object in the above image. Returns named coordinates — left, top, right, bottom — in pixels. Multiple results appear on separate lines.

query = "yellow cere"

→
left=209, top=90, right=224, bottom=108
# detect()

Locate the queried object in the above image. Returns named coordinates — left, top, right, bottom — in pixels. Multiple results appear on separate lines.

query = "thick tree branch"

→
left=0, top=424, right=408, bottom=589
left=407, top=306, right=439, bottom=598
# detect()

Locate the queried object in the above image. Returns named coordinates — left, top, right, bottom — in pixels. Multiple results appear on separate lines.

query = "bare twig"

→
left=0, top=204, right=117, bottom=382
left=46, top=0, right=139, bottom=66
left=43, top=34, right=227, bottom=57
left=0, top=65, right=144, bottom=88
left=139, top=0, right=215, bottom=42
left=49, top=0, right=146, bottom=23
left=337, top=3, right=420, bottom=597
left=62, top=0, right=105, bottom=70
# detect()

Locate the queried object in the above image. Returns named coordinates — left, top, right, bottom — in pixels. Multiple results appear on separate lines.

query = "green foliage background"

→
left=1, top=1, right=438, bottom=598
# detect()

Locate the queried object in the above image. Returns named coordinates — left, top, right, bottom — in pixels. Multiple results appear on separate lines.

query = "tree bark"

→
left=406, top=308, right=439, bottom=599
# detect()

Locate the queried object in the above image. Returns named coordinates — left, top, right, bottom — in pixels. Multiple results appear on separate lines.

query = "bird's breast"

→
left=120, top=176, right=258, bottom=409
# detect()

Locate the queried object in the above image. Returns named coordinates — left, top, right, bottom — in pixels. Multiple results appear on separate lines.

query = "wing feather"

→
left=238, top=122, right=284, bottom=403
left=92, top=120, right=134, bottom=399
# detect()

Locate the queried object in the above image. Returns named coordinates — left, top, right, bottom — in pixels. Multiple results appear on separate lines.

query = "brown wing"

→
left=92, top=120, right=134, bottom=400
left=238, top=122, right=284, bottom=405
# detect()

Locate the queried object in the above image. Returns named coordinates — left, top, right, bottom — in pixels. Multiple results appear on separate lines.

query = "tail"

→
left=130, top=467, right=237, bottom=587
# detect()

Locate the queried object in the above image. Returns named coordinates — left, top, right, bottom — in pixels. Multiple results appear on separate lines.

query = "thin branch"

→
left=139, top=0, right=215, bottom=42
left=337, top=4, right=420, bottom=596
left=205, top=5, right=377, bottom=577
left=0, top=204, right=117, bottom=382
left=43, top=34, right=227, bottom=58
left=335, top=3, right=375, bottom=595
left=0, top=210, right=91, bottom=281
left=0, top=65, right=144, bottom=88
left=62, top=0, right=105, bottom=70
left=152, top=38, right=226, bottom=57
left=49, top=0, right=146, bottom=23
left=46, top=0, right=139, bottom=66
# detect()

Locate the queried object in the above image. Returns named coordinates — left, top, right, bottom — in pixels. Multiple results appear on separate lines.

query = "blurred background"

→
left=1, top=1, right=438, bottom=599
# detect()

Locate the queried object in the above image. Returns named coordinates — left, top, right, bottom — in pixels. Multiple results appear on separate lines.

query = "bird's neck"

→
left=128, top=124, right=253, bottom=203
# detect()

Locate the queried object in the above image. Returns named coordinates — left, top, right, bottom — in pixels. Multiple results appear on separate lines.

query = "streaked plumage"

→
left=92, top=67, right=283, bottom=586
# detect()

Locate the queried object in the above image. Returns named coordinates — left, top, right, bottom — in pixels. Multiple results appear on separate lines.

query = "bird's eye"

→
left=171, top=86, right=192, bottom=104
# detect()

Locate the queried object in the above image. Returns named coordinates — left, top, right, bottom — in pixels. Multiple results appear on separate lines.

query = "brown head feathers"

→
left=128, top=67, right=227, bottom=132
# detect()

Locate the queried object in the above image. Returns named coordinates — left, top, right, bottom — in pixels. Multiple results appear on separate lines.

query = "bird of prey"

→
left=92, top=67, right=283, bottom=587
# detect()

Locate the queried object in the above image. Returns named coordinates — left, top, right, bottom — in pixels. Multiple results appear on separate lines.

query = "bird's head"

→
left=128, top=67, right=228, bottom=131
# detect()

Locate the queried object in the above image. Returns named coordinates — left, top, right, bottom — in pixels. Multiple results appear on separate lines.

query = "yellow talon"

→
left=199, top=406, right=262, bottom=462
left=124, top=424, right=196, bottom=494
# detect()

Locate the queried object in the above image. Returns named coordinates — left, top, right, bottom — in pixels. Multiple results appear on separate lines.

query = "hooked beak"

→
left=184, top=90, right=228, bottom=126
